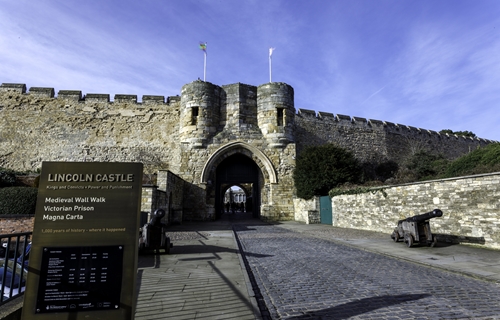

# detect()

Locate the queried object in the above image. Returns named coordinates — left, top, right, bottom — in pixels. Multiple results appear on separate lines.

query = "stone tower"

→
left=179, top=80, right=222, bottom=148
left=176, top=80, right=297, bottom=220
left=257, top=82, right=295, bottom=148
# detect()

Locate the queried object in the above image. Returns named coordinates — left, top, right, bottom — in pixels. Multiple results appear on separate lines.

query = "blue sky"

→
left=1, top=0, right=499, bottom=140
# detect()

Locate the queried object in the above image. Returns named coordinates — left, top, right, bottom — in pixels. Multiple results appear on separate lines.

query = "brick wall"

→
left=0, top=215, right=34, bottom=234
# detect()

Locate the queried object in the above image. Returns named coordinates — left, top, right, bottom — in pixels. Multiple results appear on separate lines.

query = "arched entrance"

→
left=221, top=185, right=251, bottom=215
left=215, top=154, right=261, bottom=219
left=200, top=141, right=277, bottom=220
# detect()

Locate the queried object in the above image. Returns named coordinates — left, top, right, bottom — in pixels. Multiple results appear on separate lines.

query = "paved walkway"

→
left=275, top=221, right=500, bottom=283
left=238, top=222, right=500, bottom=319
left=135, top=214, right=264, bottom=320
left=134, top=214, right=500, bottom=319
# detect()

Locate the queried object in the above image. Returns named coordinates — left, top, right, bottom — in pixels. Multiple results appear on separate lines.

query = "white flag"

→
left=269, top=47, right=275, bottom=57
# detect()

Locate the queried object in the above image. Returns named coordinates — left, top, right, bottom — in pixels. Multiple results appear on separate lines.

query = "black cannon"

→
left=138, top=209, right=172, bottom=254
left=391, top=209, right=443, bottom=248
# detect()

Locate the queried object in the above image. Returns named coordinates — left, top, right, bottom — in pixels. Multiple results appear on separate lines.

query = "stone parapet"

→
left=114, top=94, right=137, bottom=103
left=143, top=95, right=165, bottom=104
left=0, top=83, right=26, bottom=93
left=85, top=93, right=110, bottom=103
left=29, top=87, right=55, bottom=98
left=58, top=90, right=82, bottom=101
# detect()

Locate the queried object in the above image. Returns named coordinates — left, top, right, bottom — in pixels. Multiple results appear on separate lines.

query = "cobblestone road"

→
left=234, top=224, right=500, bottom=320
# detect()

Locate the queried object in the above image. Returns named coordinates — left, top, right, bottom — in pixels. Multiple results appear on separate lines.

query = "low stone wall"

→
left=141, top=185, right=167, bottom=225
left=293, top=197, right=320, bottom=224
left=157, top=170, right=184, bottom=224
left=330, top=172, right=500, bottom=249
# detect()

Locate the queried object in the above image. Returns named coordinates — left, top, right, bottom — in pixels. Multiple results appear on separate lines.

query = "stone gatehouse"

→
left=0, top=81, right=494, bottom=221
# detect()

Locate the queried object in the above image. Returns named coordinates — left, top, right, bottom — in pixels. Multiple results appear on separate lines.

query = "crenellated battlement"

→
left=0, top=83, right=27, bottom=93
left=295, top=107, right=496, bottom=144
left=0, top=83, right=180, bottom=105
left=1, top=81, right=495, bottom=145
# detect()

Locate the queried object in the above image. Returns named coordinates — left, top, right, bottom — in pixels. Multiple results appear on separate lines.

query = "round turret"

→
left=257, top=82, right=295, bottom=148
left=180, top=80, right=221, bottom=148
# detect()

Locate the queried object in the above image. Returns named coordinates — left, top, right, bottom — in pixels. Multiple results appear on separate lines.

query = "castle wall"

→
left=0, top=81, right=496, bottom=222
left=383, top=123, right=488, bottom=161
left=0, top=87, right=182, bottom=173
left=329, top=172, right=500, bottom=249
left=294, top=110, right=493, bottom=165
left=294, top=111, right=387, bottom=162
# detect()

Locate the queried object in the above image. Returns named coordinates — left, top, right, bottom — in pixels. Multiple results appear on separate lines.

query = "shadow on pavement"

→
left=286, top=294, right=431, bottom=319
left=137, top=254, right=161, bottom=268
left=171, top=243, right=273, bottom=258
left=435, top=233, right=486, bottom=246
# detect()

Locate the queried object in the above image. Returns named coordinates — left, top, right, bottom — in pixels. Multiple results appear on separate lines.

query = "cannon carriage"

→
left=391, top=209, right=443, bottom=248
left=139, top=209, right=173, bottom=254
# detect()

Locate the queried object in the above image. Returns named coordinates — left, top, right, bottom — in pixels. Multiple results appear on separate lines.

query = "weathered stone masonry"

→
left=294, top=110, right=492, bottom=164
left=0, top=81, right=495, bottom=221
left=329, top=172, right=500, bottom=249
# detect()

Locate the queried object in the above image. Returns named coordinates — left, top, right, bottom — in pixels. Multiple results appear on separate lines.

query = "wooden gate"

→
left=320, top=196, right=332, bottom=225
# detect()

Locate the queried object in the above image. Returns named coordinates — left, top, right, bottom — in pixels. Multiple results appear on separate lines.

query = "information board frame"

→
left=22, top=162, right=143, bottom=320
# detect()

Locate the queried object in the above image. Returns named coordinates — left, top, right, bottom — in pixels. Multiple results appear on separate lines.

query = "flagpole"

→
left=269, top=53, right=272, bottom=82
left=199, top=42, right=207, bottom=81
left=269, top=47, right=275, bottom=83
left=204, top=50, right=207, bottom=82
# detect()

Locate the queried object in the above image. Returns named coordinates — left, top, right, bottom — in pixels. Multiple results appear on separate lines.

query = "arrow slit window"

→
left=277, top=108, right=284, bottom=127
left=191, top=107, right=199, bottom=125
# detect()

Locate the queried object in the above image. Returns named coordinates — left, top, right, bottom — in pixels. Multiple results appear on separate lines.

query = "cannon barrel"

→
left=149, top=209, right=166, bottom=225
left=153, top=209, right=166, bottom=219
left=405, top=209, right=443, bottom=223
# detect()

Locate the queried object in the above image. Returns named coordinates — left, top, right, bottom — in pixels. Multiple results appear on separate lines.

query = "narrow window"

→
left=191, top=107, right=199, bottom=125
left=277, top=108, right=284, bottom=126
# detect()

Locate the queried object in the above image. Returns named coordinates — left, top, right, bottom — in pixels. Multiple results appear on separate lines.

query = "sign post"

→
left=22, top=162, right=143, bottom=320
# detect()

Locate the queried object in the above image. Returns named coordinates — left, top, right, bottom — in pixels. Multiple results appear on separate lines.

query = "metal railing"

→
left=0, top=232, right=32, bottom=305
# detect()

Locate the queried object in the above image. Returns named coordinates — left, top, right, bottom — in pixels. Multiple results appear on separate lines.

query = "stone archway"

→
left=215, top=153, right=260, bottom=218
left=200, top=141, right=277, bottom=185
left=201, top=142, right=277, bottom=219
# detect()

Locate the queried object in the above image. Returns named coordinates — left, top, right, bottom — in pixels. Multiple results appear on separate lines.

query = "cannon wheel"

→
left=428, top=235, right=437, bottom=247
left=404, top=234, right=414, bottom=248
left=392, top=231, right=399, bottom=242
left=164, top=237, right=171, bottom=254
